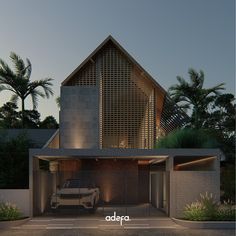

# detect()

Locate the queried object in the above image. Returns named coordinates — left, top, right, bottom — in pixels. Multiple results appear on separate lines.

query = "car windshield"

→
left=63, top=179, right=95, bottom=188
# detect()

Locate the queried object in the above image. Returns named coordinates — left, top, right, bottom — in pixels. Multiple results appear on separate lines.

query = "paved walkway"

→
left=11, top=216, right=182, bottom=230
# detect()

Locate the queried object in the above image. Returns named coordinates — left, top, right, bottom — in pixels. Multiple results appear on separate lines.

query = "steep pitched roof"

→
left=62, top=35, right=166, bottom=94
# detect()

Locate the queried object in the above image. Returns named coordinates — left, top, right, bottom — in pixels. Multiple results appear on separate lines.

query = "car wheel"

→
left=88, top=200, right=96, bottom=214
left=52, top=208, right=57, bottom=213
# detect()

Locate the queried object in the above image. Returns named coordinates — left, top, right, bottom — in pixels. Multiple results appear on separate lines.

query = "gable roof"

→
left=61, top=35, right=166, bottom=94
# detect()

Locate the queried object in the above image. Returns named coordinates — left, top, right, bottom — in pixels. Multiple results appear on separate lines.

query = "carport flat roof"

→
left=29, top=148, right=225, bottom=161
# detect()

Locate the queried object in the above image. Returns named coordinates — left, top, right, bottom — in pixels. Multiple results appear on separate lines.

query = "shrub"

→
left=183, top=193, right=236, bottom=221
left=183, top=192, right=219, bottom=221
left=216, top=201, right=236, bottom=221
left=0, top=202, right=22, bottom=221
left=156, top=128, right=218, bottom=148
left=221, top=164, right=235, bottom=203
left=183, top=201, right=207, bottom=221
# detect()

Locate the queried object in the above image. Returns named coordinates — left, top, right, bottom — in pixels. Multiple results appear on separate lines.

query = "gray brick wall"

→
left=170, top=170, right=220, bottom=218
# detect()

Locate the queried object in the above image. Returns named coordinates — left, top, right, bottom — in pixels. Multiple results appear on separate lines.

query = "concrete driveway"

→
left=0, top=228, right=234, bottom=236
left=0, top=217, right=234, bottom=236
left=10, top=216, right=181, bottom=230
left=0, top=208, right=233, bottom=236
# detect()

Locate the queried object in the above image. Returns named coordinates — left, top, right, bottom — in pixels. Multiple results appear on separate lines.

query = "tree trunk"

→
left=21, top=98, right=25, bottom=128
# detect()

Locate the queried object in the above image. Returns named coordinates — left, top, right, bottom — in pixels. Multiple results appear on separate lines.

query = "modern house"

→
left=29, top=36, right=222, bottom=218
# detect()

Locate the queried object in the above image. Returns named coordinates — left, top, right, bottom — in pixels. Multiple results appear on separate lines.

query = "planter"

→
left=172, top=218, right=235, bottom=229
left=0, top=217, right=29, bottom=229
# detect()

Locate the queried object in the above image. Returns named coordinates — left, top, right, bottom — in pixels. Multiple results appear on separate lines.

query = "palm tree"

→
left=168, top=68, right=225, bottom=128
left=55, top=96, right=60, bottom=108
left=0, top=52, right=53, bottom=127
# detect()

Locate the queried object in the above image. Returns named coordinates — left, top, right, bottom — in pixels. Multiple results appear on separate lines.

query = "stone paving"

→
left=0, top=206, right=234, bottom=235
left=0, top=228, right=234, bottom=236
left=10, top=216, right=181, bottom=230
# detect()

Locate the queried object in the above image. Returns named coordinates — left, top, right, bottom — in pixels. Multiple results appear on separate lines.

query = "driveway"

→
left=9, top=216, right=181, bottom=229
left=0, top=216, right=234, bottom=235
left=0, top=228, right=233, bottom=236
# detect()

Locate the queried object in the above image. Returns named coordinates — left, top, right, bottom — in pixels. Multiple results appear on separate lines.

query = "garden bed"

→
left=172, top=218, right=235, bottom=229
left=0, top=217, right=29, bottom=229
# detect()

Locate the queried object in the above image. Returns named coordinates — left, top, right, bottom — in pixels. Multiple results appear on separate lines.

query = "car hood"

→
left=56, top=188, right=98, bottom=194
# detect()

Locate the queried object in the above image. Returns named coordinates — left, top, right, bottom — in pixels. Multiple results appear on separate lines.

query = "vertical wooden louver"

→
left=66, top=61, right=96, bottom=86
left=98, top=43, right=155, bottom=148
left=65, top=41, right=155, bottom=149
left=63, top=37, right=189, bottom=148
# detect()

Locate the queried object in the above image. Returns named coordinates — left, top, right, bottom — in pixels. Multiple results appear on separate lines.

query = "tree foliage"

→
left=0, top=52, right=54, bottom=127
left=0, top=133, right=31, bottom=188
left=168, top=69, right=235, bottom=159
left=0, top=102, right=58, bottom=129
left=156, top=128, right=218, bottom=148
left=0, top=102, right=20, bottom=128
left=167, top=68, right=235, bottom=202
left=168, top=68, right=225, bottom=129
left=39, top=115, right=59, bottom=129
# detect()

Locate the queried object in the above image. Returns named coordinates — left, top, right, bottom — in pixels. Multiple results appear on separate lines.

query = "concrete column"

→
left=165, top=156, right=173, bottom=171
left=29, top=150, right=36, bottom=218
left=166, top=156, right=175, bottom=218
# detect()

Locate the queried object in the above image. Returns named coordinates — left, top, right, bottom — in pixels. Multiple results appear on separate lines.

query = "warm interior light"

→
left=103, top=186, right=112, bottom=203
left=138, top=160, right=150, bottom=165
left=149, top=158, right=167, bottom=164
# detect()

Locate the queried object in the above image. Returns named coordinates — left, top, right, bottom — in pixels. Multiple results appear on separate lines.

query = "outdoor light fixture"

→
left=49, top=161, right=59, bottom=172
left=176, top=157, right=216, bottom=168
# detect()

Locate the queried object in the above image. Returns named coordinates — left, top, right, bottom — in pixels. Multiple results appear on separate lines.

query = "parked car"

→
left=50, top=179, right=99, bottom=213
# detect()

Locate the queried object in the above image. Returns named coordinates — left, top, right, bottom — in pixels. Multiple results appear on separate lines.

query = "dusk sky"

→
left=0, top=0, right=234, bottom=121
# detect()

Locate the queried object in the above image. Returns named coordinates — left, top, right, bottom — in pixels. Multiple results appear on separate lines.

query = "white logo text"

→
left=105, top=211, right=130, bottom=226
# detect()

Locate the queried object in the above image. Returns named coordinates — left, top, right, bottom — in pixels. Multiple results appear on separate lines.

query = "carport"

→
left=29, top=148, right=222, bottom=218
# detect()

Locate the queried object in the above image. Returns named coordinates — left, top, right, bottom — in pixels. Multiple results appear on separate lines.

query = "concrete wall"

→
left=169, top=171, right=220, bottom=218
left=60, top=86, right=99, bottom=148
left=33, top=171, right=53, bottom=215
left=0, top=189, right=30, bottom=216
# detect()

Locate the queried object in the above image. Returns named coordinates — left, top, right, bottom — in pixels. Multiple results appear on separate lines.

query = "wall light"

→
left=176, top=156, right=216, bottom=168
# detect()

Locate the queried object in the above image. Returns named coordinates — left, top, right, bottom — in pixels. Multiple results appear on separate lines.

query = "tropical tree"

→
left=204, top=93, right=235, bottom=136
left=0, top=133, right=31, bottom=188
left=39, top=115, right=59, bottom=129
left=0, top=52, right=54, bottom=127
left=203, top=93, right=235, bottom=164
left=56, top=96, right=60, bottom=108
left=22, top=110, right=41, bottom=128
left=168, top=68, right=225, bottom=128
left=0, top=102, right=20, bottom=128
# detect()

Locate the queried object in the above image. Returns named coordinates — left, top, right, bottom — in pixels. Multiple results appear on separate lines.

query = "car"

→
left=50, top=179, right=99, bottom=213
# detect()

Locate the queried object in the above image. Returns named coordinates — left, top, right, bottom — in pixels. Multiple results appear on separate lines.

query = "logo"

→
left=105, top=211, right=130, bottom=226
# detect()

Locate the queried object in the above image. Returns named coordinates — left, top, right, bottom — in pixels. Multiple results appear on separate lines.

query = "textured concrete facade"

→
left=60, top=86, right=99, bottom=148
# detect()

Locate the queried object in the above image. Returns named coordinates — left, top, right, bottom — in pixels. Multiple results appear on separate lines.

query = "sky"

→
left=0, top=0, right=234, bottom=121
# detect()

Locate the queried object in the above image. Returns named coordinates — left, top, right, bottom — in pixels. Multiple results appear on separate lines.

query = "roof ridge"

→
left=61, top=36, right=165, bottom=93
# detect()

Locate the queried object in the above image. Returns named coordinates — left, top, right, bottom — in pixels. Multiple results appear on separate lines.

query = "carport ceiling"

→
left=37, top=155, right=168, bottom=162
